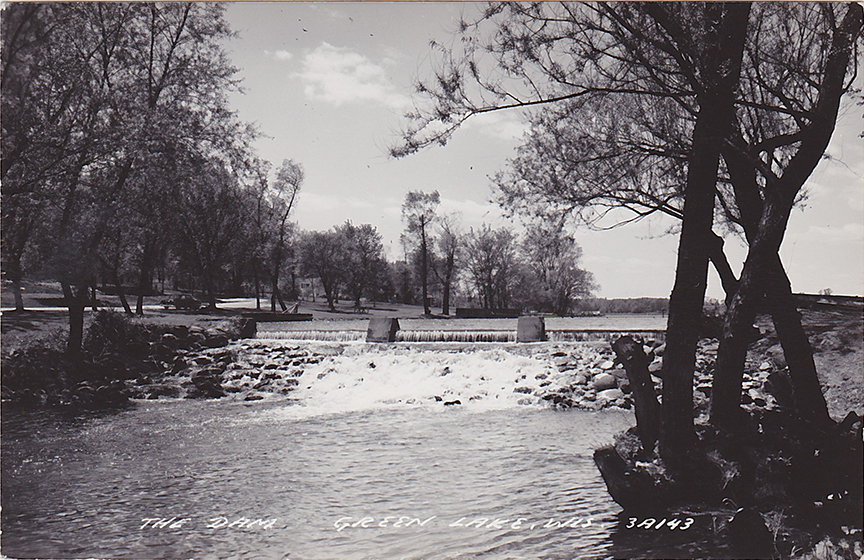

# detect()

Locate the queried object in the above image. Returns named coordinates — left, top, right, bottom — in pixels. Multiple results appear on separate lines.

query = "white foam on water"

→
left=273, top=346, right=556, bottom=419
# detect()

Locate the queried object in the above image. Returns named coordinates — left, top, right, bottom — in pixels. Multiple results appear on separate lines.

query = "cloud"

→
left=264, top=49, right=293, bottom=62
left=462, top=109, right=528, bottom=142
left=296, top=42, right=410, bottom=110
left=804, top=222, right=864, bottom=243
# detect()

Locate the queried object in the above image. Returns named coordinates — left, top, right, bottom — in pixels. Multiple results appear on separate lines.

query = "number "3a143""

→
left=625, top=517, right=694, bottom=530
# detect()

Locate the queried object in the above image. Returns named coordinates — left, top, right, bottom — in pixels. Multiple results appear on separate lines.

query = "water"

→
left=2, top=403, right=635, bottom=560
left=3, top=339, right=732, bottom=560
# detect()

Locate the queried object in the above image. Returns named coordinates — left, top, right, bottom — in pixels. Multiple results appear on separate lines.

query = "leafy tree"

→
left=266, top=159, right=303, bottom=311
left=1, top=3, right=248, bottom=352
left=433, top=213, right=463, bottom=315
left=299, top=229, right=347, bottom=312
left=521, top=224, right=596, bottom=315
left=338, top=221, right=388, bottom=308
left=172, top=159, right=247, bottom=309
left=401, top=190, right=440, bottom=315
left=463, top=224, right=519, bottom=310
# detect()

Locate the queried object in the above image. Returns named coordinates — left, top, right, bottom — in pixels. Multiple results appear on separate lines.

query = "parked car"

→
left=162, top=294, right=202, bottom=311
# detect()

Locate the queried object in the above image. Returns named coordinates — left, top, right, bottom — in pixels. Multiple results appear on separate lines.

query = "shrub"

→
left=82, top=310, right=152, bottom=360
left=1, top=326, right=70, bottom=401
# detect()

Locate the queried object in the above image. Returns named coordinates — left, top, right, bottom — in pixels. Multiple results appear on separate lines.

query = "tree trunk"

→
left=661, top=111, right=729, bottom=453
left=707, top=234, right=740, bottom=302
left=421, top=229, right=430, bottom=316
left=136, top=254, right=151, bottom=315
left=112, top=268, right=133, bottom=315
left=253, top=262, right=261, bottom=311
left=442, top=278, right=451, bottom=316
left=711, top=195, right=793, bottom=431
left=63, top=282, right=85, bottom=357
left=765, top=255, right=832, bottom=427
left=655, top=2, right=751, bottom=457
left=723, top=143, right=833, bottom=426
left=11, top=278, right=25, bottom=312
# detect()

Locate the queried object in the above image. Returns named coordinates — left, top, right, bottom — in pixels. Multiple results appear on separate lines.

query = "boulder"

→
left=159, top=332, right=180, bottom=349
left=592, top=373, right=618, bottom=391
left=597, top=388, right=624, bottom=402
left=202, top=334, right=229, bottom=348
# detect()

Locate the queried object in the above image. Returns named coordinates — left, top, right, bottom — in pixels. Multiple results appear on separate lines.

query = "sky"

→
left=221, top=2, right=864, bottom=299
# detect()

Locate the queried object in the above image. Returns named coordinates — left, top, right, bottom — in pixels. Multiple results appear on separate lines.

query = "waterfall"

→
left=256, top=329, right=664, bottom=343
left=396, top=330, right=516, bottom=343
left=257, top=330, right=365, bottom=342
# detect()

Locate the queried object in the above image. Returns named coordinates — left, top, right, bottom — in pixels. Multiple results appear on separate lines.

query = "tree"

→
left=463, top=224, right=519, bottom=310
left=1, top=3, right=248, bottom=352
left=173, top=159, right=247, bottom=309
left=433, top=213, right=463, bottom=315
left=299, top=229, right=347, bottom=312
left=521, top=224, right=596, bottom=315
left=338, top=221, right=388, bottom=308
left=401, top=190, right=440, bottom=315
left=267, top=159, right=303, bottom=312
left=393, top=2, right=862, bottom=457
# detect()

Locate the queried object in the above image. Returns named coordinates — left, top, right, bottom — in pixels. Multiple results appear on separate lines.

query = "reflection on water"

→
left=3, top=402, right=640, bottom=560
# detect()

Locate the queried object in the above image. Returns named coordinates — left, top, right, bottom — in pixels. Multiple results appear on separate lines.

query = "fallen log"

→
left=612, top=335, right=661, bottom=452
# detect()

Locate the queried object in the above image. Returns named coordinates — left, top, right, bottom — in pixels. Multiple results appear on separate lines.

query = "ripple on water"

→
left=2, top=401, right=646, bottom=559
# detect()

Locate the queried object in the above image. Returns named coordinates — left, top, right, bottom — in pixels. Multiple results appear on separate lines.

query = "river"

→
left=2, top=339, right=732, bottom=560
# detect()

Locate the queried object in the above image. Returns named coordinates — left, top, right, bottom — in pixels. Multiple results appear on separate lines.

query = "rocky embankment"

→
left=124, top=335, right=782, bottom=414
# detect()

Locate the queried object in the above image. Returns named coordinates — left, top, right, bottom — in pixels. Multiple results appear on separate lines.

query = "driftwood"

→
left=612, top=336, right=661, bottom=451
left=593, top=446, right=666, bottom=513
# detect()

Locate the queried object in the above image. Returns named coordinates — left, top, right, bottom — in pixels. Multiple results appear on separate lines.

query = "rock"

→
left=159, top=332, right=180, bottom=348
left=653, top=343, right=666, bottom=356
left=168, top=325, right=190, bottom=339
left=572, top=372, right=588, bottom=385
left=597, top=388, right=624, bottom=402
left=592, top=373, right=618, bottom=391
left=648, top=359, right=663, bottom=374
left=202, top=334, right=229, bottom=348
left=513, top=386, right=533, bottom=394
left=759, top=361, right=772, bottom=371
left=600, top=360, right=615, bottom=370
left=443, top=400, right=461, bottom=406
left=186, top=378, right=225, bottom=399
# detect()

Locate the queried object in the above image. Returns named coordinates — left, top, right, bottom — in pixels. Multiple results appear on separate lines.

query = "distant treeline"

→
left=573, top=297, right=669, bottom=315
